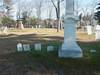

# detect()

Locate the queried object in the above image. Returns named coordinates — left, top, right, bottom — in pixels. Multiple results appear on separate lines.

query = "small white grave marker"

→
left=0, top=26, right=8, bottom=34
left=47, top=46, right=54, bottom=52
left=17, top=43, right=23, bottom=52
left=0, top=30, right=1, bottom=34
left=90, top=49, right=96, bottom=53
left=23, top=44, right=30, bottom=51
left=87, top=25, right=92, bottom=35
left=34, top=43, right=41, bottom=51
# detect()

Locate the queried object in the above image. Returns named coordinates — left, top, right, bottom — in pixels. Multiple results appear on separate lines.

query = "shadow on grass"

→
left=0, top=33, right=63, bottom=54
left=0, top=33, right=100, bottom=75
left=1, top=49, right=99, bottom=75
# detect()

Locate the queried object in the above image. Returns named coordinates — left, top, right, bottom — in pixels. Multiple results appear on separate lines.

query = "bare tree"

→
left=35, top=0, right=44, bottom=28
left=82, top=0, right=97, bottom=26
left=21, top=1, right=34, bottom=17
left=74, top=0, right=98, bottom=31
left=16, top=0, right=35, bottom=28
left=3, top=0, right=13, bottom=17
left=46, top=1, right=53, bottom=28
left=16, top=0, right=21, bottom=20
left=51, top=0, right=60, bottom=32
left=51, top=0, right=64, bottom=32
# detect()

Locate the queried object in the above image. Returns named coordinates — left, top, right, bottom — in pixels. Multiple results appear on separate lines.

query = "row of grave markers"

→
left=17, top=43, right=54, bottom=52
left=17, top=43, right=97, bottom=54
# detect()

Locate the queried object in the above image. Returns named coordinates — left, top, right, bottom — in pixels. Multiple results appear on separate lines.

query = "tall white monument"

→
left=58, top=0, right=83, bottom=58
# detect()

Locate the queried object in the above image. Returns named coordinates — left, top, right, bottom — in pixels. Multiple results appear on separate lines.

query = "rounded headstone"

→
left=17, top=43, right=23, bottom=52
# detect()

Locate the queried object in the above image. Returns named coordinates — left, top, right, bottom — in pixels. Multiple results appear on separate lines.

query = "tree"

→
left=95, top=3, right=100, bottom=24
left=74, top=0, right=98, bottom=31
left=16, top=0, right=35, bottom=28
left=51, top=0, right=64, bottom=32
left=20, top=0, right=34, bottom=18
left=35, top=0, right=43, bottom=27
left=0, top=0, right=12, bottom=17
left=1, top=16, right=16, bottom=27
left=46, top=1, right=53, bottom=28
left=22, top=11, right=28, bottom=25
left=28, top=17, right=37, bottom=27
left=3, top=0, right=13, bottom=17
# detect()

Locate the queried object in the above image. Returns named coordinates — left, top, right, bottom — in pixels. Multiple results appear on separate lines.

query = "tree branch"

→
left=51, top=0, right=57, bottom=10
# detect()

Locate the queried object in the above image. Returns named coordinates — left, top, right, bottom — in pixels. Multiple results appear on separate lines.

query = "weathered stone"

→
left=58, top=0, right=82, bottom=58
left=34, top=43, right=41, bottom=51
left=17, top=43, right=23, bottom=52
left=23, top=44, right=30, bottom=51
left=90, top=49, right=96, bottom=53
left=86, top=25, right=92, bottom=35
left=47, top=46, right=54, bottom=52
left=95, top=25, right=100, bottom=40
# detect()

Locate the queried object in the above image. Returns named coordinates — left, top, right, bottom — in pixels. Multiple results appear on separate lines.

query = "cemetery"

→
left=0, top=28, right=100, bottom=75
left=0, top=0, right=100, bottom=75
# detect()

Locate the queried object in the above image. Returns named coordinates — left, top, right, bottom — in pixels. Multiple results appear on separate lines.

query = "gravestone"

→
left=23, top=44, right=30, bottom=51
left=18, top=21, right=24, bottom=30
left=0, top=29, right=1, bottom=34
left=90, top=49, right=96, bottom=53
left=1, top=26, right=8, bottom=34
left=34, top=43, right=41, bottom=51
left=95, top=25, right=100, bottom=40
left=17, top=43, right=23, bottom=52
left=47, top=46, right=54, bottom=52
left=32, top=26, right=34, bottom=29
left=86, top=25, right=92, bottom=35
left=58, top=0, right=82, bottom=58
left=36, top=25, right=38, bottom=28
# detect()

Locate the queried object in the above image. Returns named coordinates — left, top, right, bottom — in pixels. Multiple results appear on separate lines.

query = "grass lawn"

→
left=0, top=28, right=100, bottom=75
left=4, top=41, right=100, bottom=75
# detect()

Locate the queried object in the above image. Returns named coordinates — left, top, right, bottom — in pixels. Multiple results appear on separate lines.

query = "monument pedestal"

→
left=58, top=15, right=83, bottom=58
left=59, top=42, right=82, bottom=58
left=58, top=0, right=82, bottom=58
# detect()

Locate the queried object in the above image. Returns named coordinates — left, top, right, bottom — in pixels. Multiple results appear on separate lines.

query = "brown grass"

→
left=9, top=28, right=95, bottom=41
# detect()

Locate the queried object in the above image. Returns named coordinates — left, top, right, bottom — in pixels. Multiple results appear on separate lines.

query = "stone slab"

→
left=86, top=26, right=92, bottom=35
left=95, top=25, right=100, bottom=40
left=90, top=49, right=96, bottom=53
left=17, top=43, right=23, bottom=52
left=34, top=43, right=41, bottom=51
left=47, top=46, right=54, bottom=52
left=23, top=44, right=30, bottom=51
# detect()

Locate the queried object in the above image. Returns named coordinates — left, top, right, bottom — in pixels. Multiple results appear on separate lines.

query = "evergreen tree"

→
left=95, top=3, right=100, bottom=24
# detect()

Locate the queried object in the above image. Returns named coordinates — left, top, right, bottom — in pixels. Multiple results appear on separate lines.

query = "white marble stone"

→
left=58, top=0, right=82, bottom=58
left=90, top=49, right=96, bottom=53
left=47, top=46, right=54, bottom=52
left=0, top=30, right=1, bottom=34
left=66, top=0, right=74, bottom=15
left=34, top=43, right=41, bottom=51
left=95, top=25, right=100, bottom=40
left=86, top=25, right=92, bottom=35
left=23, top=44, right=30, bottom=51
left=2, top=26, right=8, bottom=34
left=17, top=43, right=23, bottom=52
left=18, top=21, right=24, bottom=30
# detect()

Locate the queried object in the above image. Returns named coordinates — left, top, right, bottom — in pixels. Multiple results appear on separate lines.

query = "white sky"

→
left=0, top=0, right=100, bottom=20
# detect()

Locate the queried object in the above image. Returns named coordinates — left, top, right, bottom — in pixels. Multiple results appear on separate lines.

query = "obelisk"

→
left=58, top=0, right=83, bottom=58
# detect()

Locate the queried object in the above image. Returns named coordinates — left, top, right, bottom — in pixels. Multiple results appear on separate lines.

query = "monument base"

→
left=58, top=43, right=83, bottom=58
